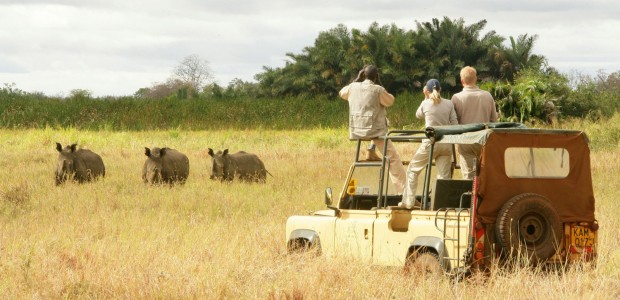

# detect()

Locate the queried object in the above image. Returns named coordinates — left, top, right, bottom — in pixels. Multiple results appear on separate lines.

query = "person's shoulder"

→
left=451, top=92, right=463, bottom=101
left=420, top=98, right=432, bottom=105
left=441, top=98, right=454, bottom=104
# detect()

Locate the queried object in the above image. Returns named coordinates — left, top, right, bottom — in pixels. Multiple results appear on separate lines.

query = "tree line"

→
left=142, top=17, right=619, bottom=123
left=255, top=17, right=544, bottom=98
left=2, top=17, right=619, bottom=125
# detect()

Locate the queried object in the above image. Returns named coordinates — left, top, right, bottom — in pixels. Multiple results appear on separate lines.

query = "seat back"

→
left=432, top=179, right=473, bottom=210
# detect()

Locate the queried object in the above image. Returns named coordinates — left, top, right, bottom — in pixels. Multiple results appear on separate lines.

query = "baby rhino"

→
left=208, top=148, right=269, bottom=183
left=55, top=143, right=105, bottom=185
left=142, top=147, right=190, bottom=185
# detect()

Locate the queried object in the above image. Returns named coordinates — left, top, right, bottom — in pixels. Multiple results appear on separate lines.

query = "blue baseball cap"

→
left=425, top=79, right=441, bottom=91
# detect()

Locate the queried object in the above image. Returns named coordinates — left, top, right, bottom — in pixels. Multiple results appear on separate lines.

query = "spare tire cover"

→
left=495, top=193, right=563, bottom=263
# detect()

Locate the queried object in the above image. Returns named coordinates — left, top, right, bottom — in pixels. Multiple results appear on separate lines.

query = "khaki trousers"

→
left=457, top=144, right=482, bottom=180
left=402, top=141, right=453, bottom=207
left=372, top=139, right=406, bottom=194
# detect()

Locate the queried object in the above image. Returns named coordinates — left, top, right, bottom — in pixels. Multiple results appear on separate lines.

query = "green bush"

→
left=488, top=68, right=569, bottom=124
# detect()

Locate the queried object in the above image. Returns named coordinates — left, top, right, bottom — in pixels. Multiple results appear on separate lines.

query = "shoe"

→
left=365, top=149, right=382, bottom=161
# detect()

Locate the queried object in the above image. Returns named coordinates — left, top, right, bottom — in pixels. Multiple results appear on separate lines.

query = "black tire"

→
left=495, top=193, right=563, bottom=264
left=287, top=238, right=321, bottom=256
left=405, top=250, right=443, bottom=277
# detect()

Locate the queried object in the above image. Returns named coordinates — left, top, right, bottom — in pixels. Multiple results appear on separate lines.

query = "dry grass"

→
left=0, top=127, right=618, bottom=299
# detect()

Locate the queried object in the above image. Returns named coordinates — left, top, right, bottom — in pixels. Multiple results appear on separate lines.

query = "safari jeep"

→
left=285, top=123, right=598, bottom=275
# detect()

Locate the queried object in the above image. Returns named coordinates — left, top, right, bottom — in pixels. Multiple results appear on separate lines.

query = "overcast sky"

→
left=1, top=0, right=618, bottom=97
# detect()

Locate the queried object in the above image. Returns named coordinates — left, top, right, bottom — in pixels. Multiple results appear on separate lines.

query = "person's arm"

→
left=415, top=101, right=425, bottom=119
left=449, top=104, right=459, bottom=125
left=451, top=95, right=462, bottom=123
left=339, top=85, right=350, bottom=101
left=489, top=100, right=499, bottom=122
left=379, top=88, right=395, bottom=107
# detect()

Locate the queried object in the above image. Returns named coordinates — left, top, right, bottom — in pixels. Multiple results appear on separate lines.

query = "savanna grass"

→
left=0, top=117, right=618, bottom=298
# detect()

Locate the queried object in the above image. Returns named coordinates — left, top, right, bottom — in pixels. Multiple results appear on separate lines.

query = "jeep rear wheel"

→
left=405, top=251, right=443, bottom=277
left=495, top=193, right=562, bottom=264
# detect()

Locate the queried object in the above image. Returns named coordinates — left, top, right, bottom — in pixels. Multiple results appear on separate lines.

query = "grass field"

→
left=0, top=126, right=619, bottom=299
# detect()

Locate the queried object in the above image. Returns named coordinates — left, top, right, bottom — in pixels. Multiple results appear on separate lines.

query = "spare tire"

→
left=495, top=193, right=563, bottom=264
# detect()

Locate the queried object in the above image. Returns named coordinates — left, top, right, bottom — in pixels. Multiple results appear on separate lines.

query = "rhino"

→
left=142, top=147, right=190, bottom=185
left=55, top=143, right=105, bottom=185
left=208, top=148, right=269, bottom=183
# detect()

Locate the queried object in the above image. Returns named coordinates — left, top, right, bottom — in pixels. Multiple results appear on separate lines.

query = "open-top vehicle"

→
left=286, top=123, right=598, bottom=275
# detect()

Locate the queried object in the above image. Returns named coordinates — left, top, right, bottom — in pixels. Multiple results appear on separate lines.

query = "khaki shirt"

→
left=339, top=79, right=395, bottom=139
left=451, top=86, right=498, bottom=124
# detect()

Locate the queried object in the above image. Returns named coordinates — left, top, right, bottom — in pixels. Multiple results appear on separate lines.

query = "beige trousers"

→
left=372, top=139, right=406, bottom=194
left=457, top=144, right=482, bottom=180
left=402, top=141, right=453, bottom=207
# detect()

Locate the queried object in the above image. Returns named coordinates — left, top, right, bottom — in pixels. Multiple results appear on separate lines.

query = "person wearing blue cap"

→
left=399, top=79, right=458, bottom=209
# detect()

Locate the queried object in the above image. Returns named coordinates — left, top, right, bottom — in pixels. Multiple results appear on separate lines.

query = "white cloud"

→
left=0, top=0, right=618, bottom=96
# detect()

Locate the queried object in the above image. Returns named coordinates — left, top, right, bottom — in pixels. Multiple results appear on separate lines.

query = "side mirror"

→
left=325, top=187, right=340, bottom=216
left=325, top=187, right=333, bottom=206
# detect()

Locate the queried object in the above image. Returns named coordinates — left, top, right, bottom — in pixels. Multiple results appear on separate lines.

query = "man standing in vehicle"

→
left=339, top=65, right=406, bottom=194
left=451, top=66, right=498, bottom=179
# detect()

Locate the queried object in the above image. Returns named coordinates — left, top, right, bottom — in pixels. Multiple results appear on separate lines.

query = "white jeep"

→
left=286, top=123, right=598, bottom=275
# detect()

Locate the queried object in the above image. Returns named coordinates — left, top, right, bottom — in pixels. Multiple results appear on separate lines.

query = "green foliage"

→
left=489, top=68, right=569, bottom=123
left=559, top=71, right=620, bottom=120
left=413, top=18, right=497, bottom=95
left=254, top=17, right=544, bottom=98
left=255, top=20, right=430, bottom=97
left=69, top=89, right=93, bottom=99
left=0, top=89, right=424, bottom=131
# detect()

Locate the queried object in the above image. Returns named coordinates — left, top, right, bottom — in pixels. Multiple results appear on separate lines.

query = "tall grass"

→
left=0, top=119, right=618, bottom=298
left=0, top=94, right=423, bottom=131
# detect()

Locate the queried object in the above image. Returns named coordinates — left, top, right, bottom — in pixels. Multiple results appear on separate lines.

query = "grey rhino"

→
left=55, top=143, right=105, bottom=185
left=208, top=148, right=269, bottom=183
left=142, top=147, right=190, bottom=184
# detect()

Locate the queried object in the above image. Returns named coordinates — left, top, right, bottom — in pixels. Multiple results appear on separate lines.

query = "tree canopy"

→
left=255, top=17, right=546, bottom=98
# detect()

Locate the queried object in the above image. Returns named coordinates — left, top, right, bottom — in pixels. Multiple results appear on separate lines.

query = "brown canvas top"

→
left=476, top=130, right=596, bottom=224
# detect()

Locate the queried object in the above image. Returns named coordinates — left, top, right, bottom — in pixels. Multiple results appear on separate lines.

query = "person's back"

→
left=344, top=80, right=390, bottom=139
left=451, top=66, right=498, bottom=124
left=452, top=87, right=497, bottom=124
left=417, top=97, right=457, bottom=127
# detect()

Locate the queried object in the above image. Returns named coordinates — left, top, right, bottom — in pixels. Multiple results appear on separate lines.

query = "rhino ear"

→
left=56, top=142, right=62, bottom=152
left=223, top=149, right=229, bottom=156
left=160, top=148, right=167, bottom=157
left=70, top=144, right=77, bottom=152
left=145, top=147, right=151, bottom=157
left=208, top=148, right=214, bottom=157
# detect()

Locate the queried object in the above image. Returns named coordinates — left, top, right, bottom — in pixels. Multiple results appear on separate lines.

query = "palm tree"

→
left=413, top=17, right=494, bottom=94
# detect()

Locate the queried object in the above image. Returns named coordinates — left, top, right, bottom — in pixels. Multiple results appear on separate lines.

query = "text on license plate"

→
left=571, top=225, right=594, bottom=248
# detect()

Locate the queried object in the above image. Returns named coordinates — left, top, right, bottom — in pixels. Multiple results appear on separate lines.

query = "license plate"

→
left=570, top=225, right=595, bottom=248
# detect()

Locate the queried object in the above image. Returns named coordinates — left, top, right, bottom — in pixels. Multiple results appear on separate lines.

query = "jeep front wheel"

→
left=405, top=250, right=443, bottom=277
left=495, top=193, right=562, bottom=264
left=287, top=238, right=321, bottom=255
